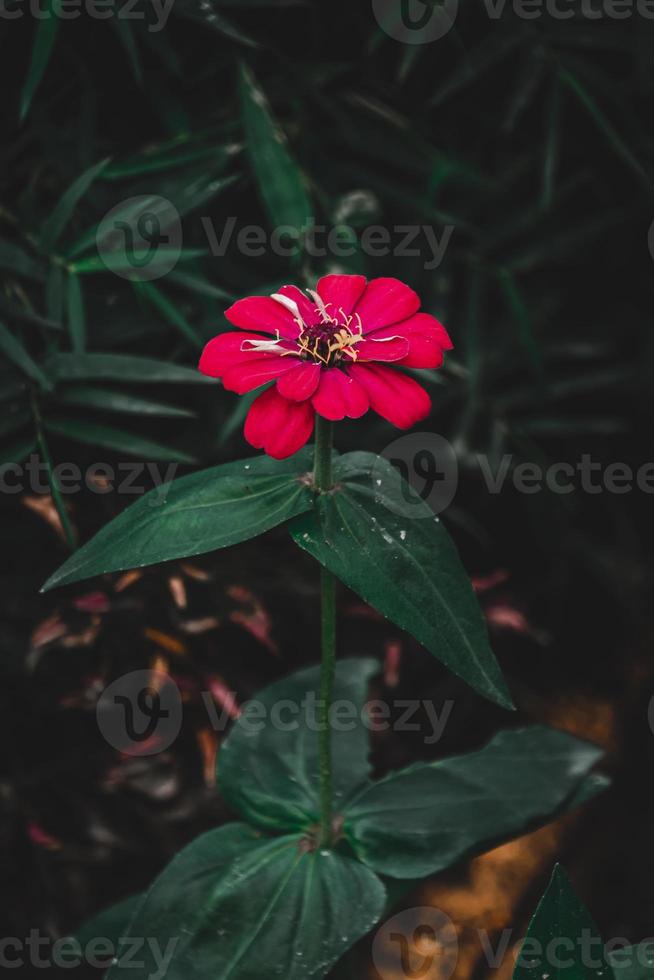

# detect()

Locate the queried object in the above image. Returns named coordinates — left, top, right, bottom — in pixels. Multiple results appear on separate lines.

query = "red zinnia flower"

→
left=199, top=275, right=452, bottom=459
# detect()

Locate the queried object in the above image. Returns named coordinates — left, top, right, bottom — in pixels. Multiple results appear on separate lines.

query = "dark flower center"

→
left=300, top=323, right=340, bottom=362
left=296, top=317, right=363, bottom=366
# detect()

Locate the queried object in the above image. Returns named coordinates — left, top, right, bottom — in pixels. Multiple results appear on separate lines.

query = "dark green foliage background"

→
left=2, top=0, right=654, bottom=966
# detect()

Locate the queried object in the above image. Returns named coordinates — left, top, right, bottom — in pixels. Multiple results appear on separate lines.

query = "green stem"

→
left=313, top=416, right=335, bottom=847
left=313, top=412, right=333, bottom=491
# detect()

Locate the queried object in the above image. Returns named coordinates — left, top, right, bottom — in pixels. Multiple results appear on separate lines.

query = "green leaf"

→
left=343, top=726, right=605, bottom=879
left=45, top=264, right=64, bottom=322
left=542, top=72, right=562, bottom=209
left=44, top=417, right=195, bottom=463
left=168, top=268, right=234, bottom=301
left=559, top=67, right=650, bottom=189
left=0, top=374, right=27, bottom=403
left=0, top=406, right=29, bottom=440
left=111, top=19, right=143, bottom=85
left=68, top=192, right=169, bottom=258
left=31, top=395, right=77, bottom=549
left=0, top=320, right=52, bottom=390
left=68, top=175, right=236, bottom=260
left=133, top=279, right=202, bottom=347
left=175, top=0, right=260, bottom=48
left=239, top=63, right=311, bottom=233
left=609, top=946, right=654, bottom=980
left=19, top=0, right=59, bottom=121
left=147, top=172, right=239, bottom=225
left=39, top=157, right=111, bottom=253
left=106, top=823, right=386, bottom=980
left=56, top=385, right=195, bottom=418
left=44, top=352, right=213, bottom=385
left=69, top=248, right=206, bottom=276
left=73, top=893, right=145, bottom=950
left=430, top=33, right=523, bottom=108
left=219, top=658, right=379, bottom=833
left=103, top=144, right=224, bottom=180
left=0, top=296, right=59, bottom=333
left=514, top=865, right=609, bottom=980
left=0, top=436, right=37, bottom=467
left=499, top=269, right=544, bottom=380
left=42, top=451, right=315, bottom=591
left=290, top=451, right=513, bottom=710
left=66, top=272, right=86, bottom=352
left=0, top=238, right=45, bottom=282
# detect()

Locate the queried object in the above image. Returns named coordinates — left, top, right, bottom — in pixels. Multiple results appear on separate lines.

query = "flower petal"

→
left=311, top=368, right=369, bottom=421
left=353, top=277, right=420, bottom=333
left=276, top=361, right=321, bottom=401
left=222, top=355, right=299, bottom=395
left=225, top=296, right=301, bottom=338
left=348, top=364, right=431, bottom=429
left=354, top=335, right=410, bottom=363
left=244, top=387, right=315, bottom=459
left=199, top=332, right=271, bottom=378
left=368, top=313, right=453, bottom=368
left=316, top=275, right=367, bottom=319
left=274, top=285, right=317, bottom=325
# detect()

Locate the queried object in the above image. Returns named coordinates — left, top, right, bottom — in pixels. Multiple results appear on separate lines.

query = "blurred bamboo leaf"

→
left=44, top=352, right=212, bottom=385
left=45, top=417, right=196, bottom=463
left=141, top=171, right=238, bottom=223
left=167, top=268, right=233, bottom=301
left=0, top=320, right=52, bottom=390
left=0, top=406, right=30, bottom=440
left=506, top=205, right=637, bottom=274
left=498, top=368, right=631, bottom=412
left=67, top=171, right=237, bottom=261
left=111, top=20, right=143, bottom=86
left=457, top=261, right=483, bottom=444
left=30, top=392, right=77, bottom=548
left=45, top=264, right=64, bottom=323
left=430, top=32, right=523, bottom=107
left=0, top=436, right=37, bottom=467
left=39, top=157, right=111, bottom=254
left=69, top=248, right=206, bottom=275
left=542, top=72, right=562, bottom=209
left=239, top=63, right=312, bottom=234
left=499, top=270, right=544, bottom=379
left=520, top=416, right=625, bottom=435
left=175, top=0, right=260, bottom=47
left=56, top=385, right=196, bottom=418
left=133, top=280, right=202, bottom=347
left=0, top=295, right=60, bottom=332
left=503, top=48, right=546, bottom=134
left=66, top=272, right=86, bottom=352
left=103, top=144, right=234, bottom=180
left=68, top=193, right=167, bottom=259
left=19, top=0, right=60, bottom=121
left=559, top=66, right=651, bottom=189
left=0, top=239, right=45, bottom=282
left=0, top=374, right=27, bottom=402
